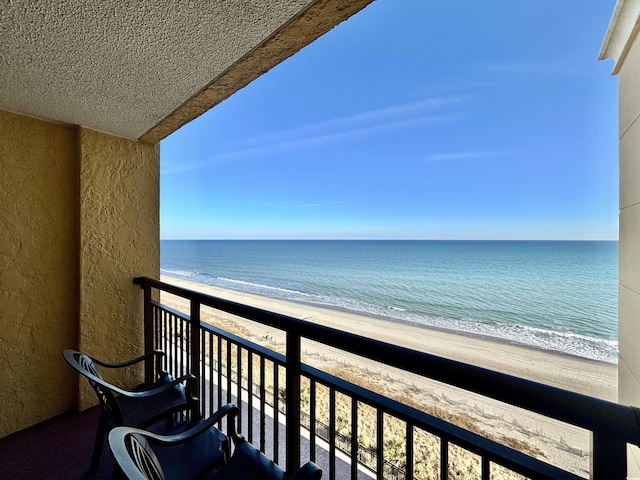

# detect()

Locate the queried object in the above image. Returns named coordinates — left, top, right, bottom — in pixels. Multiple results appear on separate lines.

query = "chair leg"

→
left=221, top=436, right=231, bottom=463
left=90, top=417, right=107, bottom=472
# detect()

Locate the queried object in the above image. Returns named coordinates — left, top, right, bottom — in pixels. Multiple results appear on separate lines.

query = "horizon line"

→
left=159, top=238, right=619, bottom=242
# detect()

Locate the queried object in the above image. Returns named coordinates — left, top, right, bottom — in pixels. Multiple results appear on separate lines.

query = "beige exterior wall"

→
left=611, top=12, right=640, bottom=476
left=617, top=27, right=640, bottom=408
left=0, top=112, right=160, bottom=437
left=0, top=110, right=79, bottom=438
left=77, top=129, right=160, bottom=409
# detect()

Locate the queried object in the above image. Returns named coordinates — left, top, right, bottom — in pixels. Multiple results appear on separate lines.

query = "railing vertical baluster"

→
left=286, top=331, right=301, bottom=475
left=329, top=388, right=336, bottom=480
left=160, top=310, right=166, bottom=369
left=152, top=305, right=162, bottom=380
left=161, top=310, right=166, bottom=369
left=185, top=322, right=190, bottom=378
left=591, top=432, right=627, bottom=480
left=310, top=379, right=317, bottom=463
left=166, top=311, right=170, bottom=372
left=200, top=327, right=205, bottom=415
left=142, top=282, right=154, bottom=383
left=183, top=317, right=187, bottom=376
left=157, top=306, right=162, bottom=351
left=177, top=313, right=182, bottom=377
left=208, top=332, right=214, bottom=417
left=226, top=341, right=232, bottom=405
left=248, top=351, right=254, bottom=444
left=174, top=314, right=179, bottom=375
left=169, top=314, right=180, bottom=377
left=237, top=346, right=242, bottom=433
left=441, top=438, right=448, bottom=480
left=274, top=362, right=280, bottom=464
left=217, top=335, right=222, bottom=410
left=190, top=299, right=201, bottom=411
left=482, top=456, right=490, bottom=480
left=260, top=356, right=266, bottom=453
left=180, top=317, right=185, bottom=376
left=405, top=423, right=413, bottom=480
left=351, top=399, right=358, bottom=480
left=172, top=312, right=177, bottom=377
left=154, top=305, right=160, bottom=355
left=377, top=409, right=384, bottom=480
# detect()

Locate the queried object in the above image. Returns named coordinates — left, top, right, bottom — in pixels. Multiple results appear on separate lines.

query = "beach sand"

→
left=159, top=275, right=617, bottom=477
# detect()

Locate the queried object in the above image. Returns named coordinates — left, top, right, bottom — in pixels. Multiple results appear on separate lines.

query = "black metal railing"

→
left=135, top=276, right=640, bottom=480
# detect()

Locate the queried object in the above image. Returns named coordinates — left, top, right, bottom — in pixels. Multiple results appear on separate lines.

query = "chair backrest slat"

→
left=78, top=354, right=102, bottom=379
left=128, top=434, right=165, bottom=480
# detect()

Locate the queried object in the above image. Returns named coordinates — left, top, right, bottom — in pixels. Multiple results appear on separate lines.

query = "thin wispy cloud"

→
left=231, top=96, right=465, bottom=148
left=423, top=150, right=517, bottom=163
left=481, top=59, right=587, bottom=76
left=161, top=96, right=467, bottom=176
left=294, top=201, right=347, bottom=209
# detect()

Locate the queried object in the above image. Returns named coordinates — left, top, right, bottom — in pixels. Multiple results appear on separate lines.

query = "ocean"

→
left=160, top=240, right=618, bottom=364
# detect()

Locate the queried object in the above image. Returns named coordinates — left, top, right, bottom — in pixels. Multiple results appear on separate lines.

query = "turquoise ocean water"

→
left=160, top=240, right=618, bottom=364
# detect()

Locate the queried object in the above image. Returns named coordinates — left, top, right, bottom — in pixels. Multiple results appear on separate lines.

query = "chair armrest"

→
left=87, top=349, right=165, bottom=369
left=67, top=363, right=195, bottom=402
left=111, top=404, right=239, bottom=447
left=109, top=373, right=198, bottom=399
left=63, top=349, right=188, bottom=399
left=155, top=403, right=239, bottom=445
left=124, top=374, right=197, bottom=397
left=290, top=462, right=323, bottom=480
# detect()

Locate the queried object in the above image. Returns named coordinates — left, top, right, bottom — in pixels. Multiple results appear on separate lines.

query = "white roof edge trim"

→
left=599, top=0, right=640, bottom=75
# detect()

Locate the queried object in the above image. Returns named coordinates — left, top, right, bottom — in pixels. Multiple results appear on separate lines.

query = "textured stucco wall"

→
left=0, top=113, right=160, bottom=436
left=77, top=128, right=160, bottom=409
left=0, top=110, right=79, bottom=438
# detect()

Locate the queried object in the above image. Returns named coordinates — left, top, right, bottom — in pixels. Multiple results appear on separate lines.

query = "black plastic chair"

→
left=109, top=403, right=322, bottom=480
left=63, top=349, right=226, bottom=473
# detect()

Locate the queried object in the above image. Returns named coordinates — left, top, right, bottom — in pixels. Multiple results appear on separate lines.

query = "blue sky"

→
left=160, top=0, right=619, bottom=240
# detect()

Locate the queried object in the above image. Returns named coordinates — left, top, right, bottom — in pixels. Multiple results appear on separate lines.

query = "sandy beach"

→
left=160, top=275, right=617, bottom=477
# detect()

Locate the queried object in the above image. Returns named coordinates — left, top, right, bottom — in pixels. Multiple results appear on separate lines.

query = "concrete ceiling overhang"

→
left=0, top=0, right=374, bottom=143
left=599, top=0, right=640, bottom=74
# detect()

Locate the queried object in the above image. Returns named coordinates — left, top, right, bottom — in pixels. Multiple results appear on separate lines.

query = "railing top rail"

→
left=135, top=276, right=640, bottom=446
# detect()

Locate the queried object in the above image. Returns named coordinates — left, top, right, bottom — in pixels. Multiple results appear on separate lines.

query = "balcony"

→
left=2, top=276, right=639, bottom=480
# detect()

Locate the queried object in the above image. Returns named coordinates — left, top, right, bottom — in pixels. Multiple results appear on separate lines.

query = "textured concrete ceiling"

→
left=0, top=0, right=374, bottom=142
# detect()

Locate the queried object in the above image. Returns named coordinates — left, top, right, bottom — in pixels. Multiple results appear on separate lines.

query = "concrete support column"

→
left=76, top=128, right=160, bottom=409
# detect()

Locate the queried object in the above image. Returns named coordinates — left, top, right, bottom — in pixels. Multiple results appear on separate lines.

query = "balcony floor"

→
left=0, top=406, right=114, bottom=480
